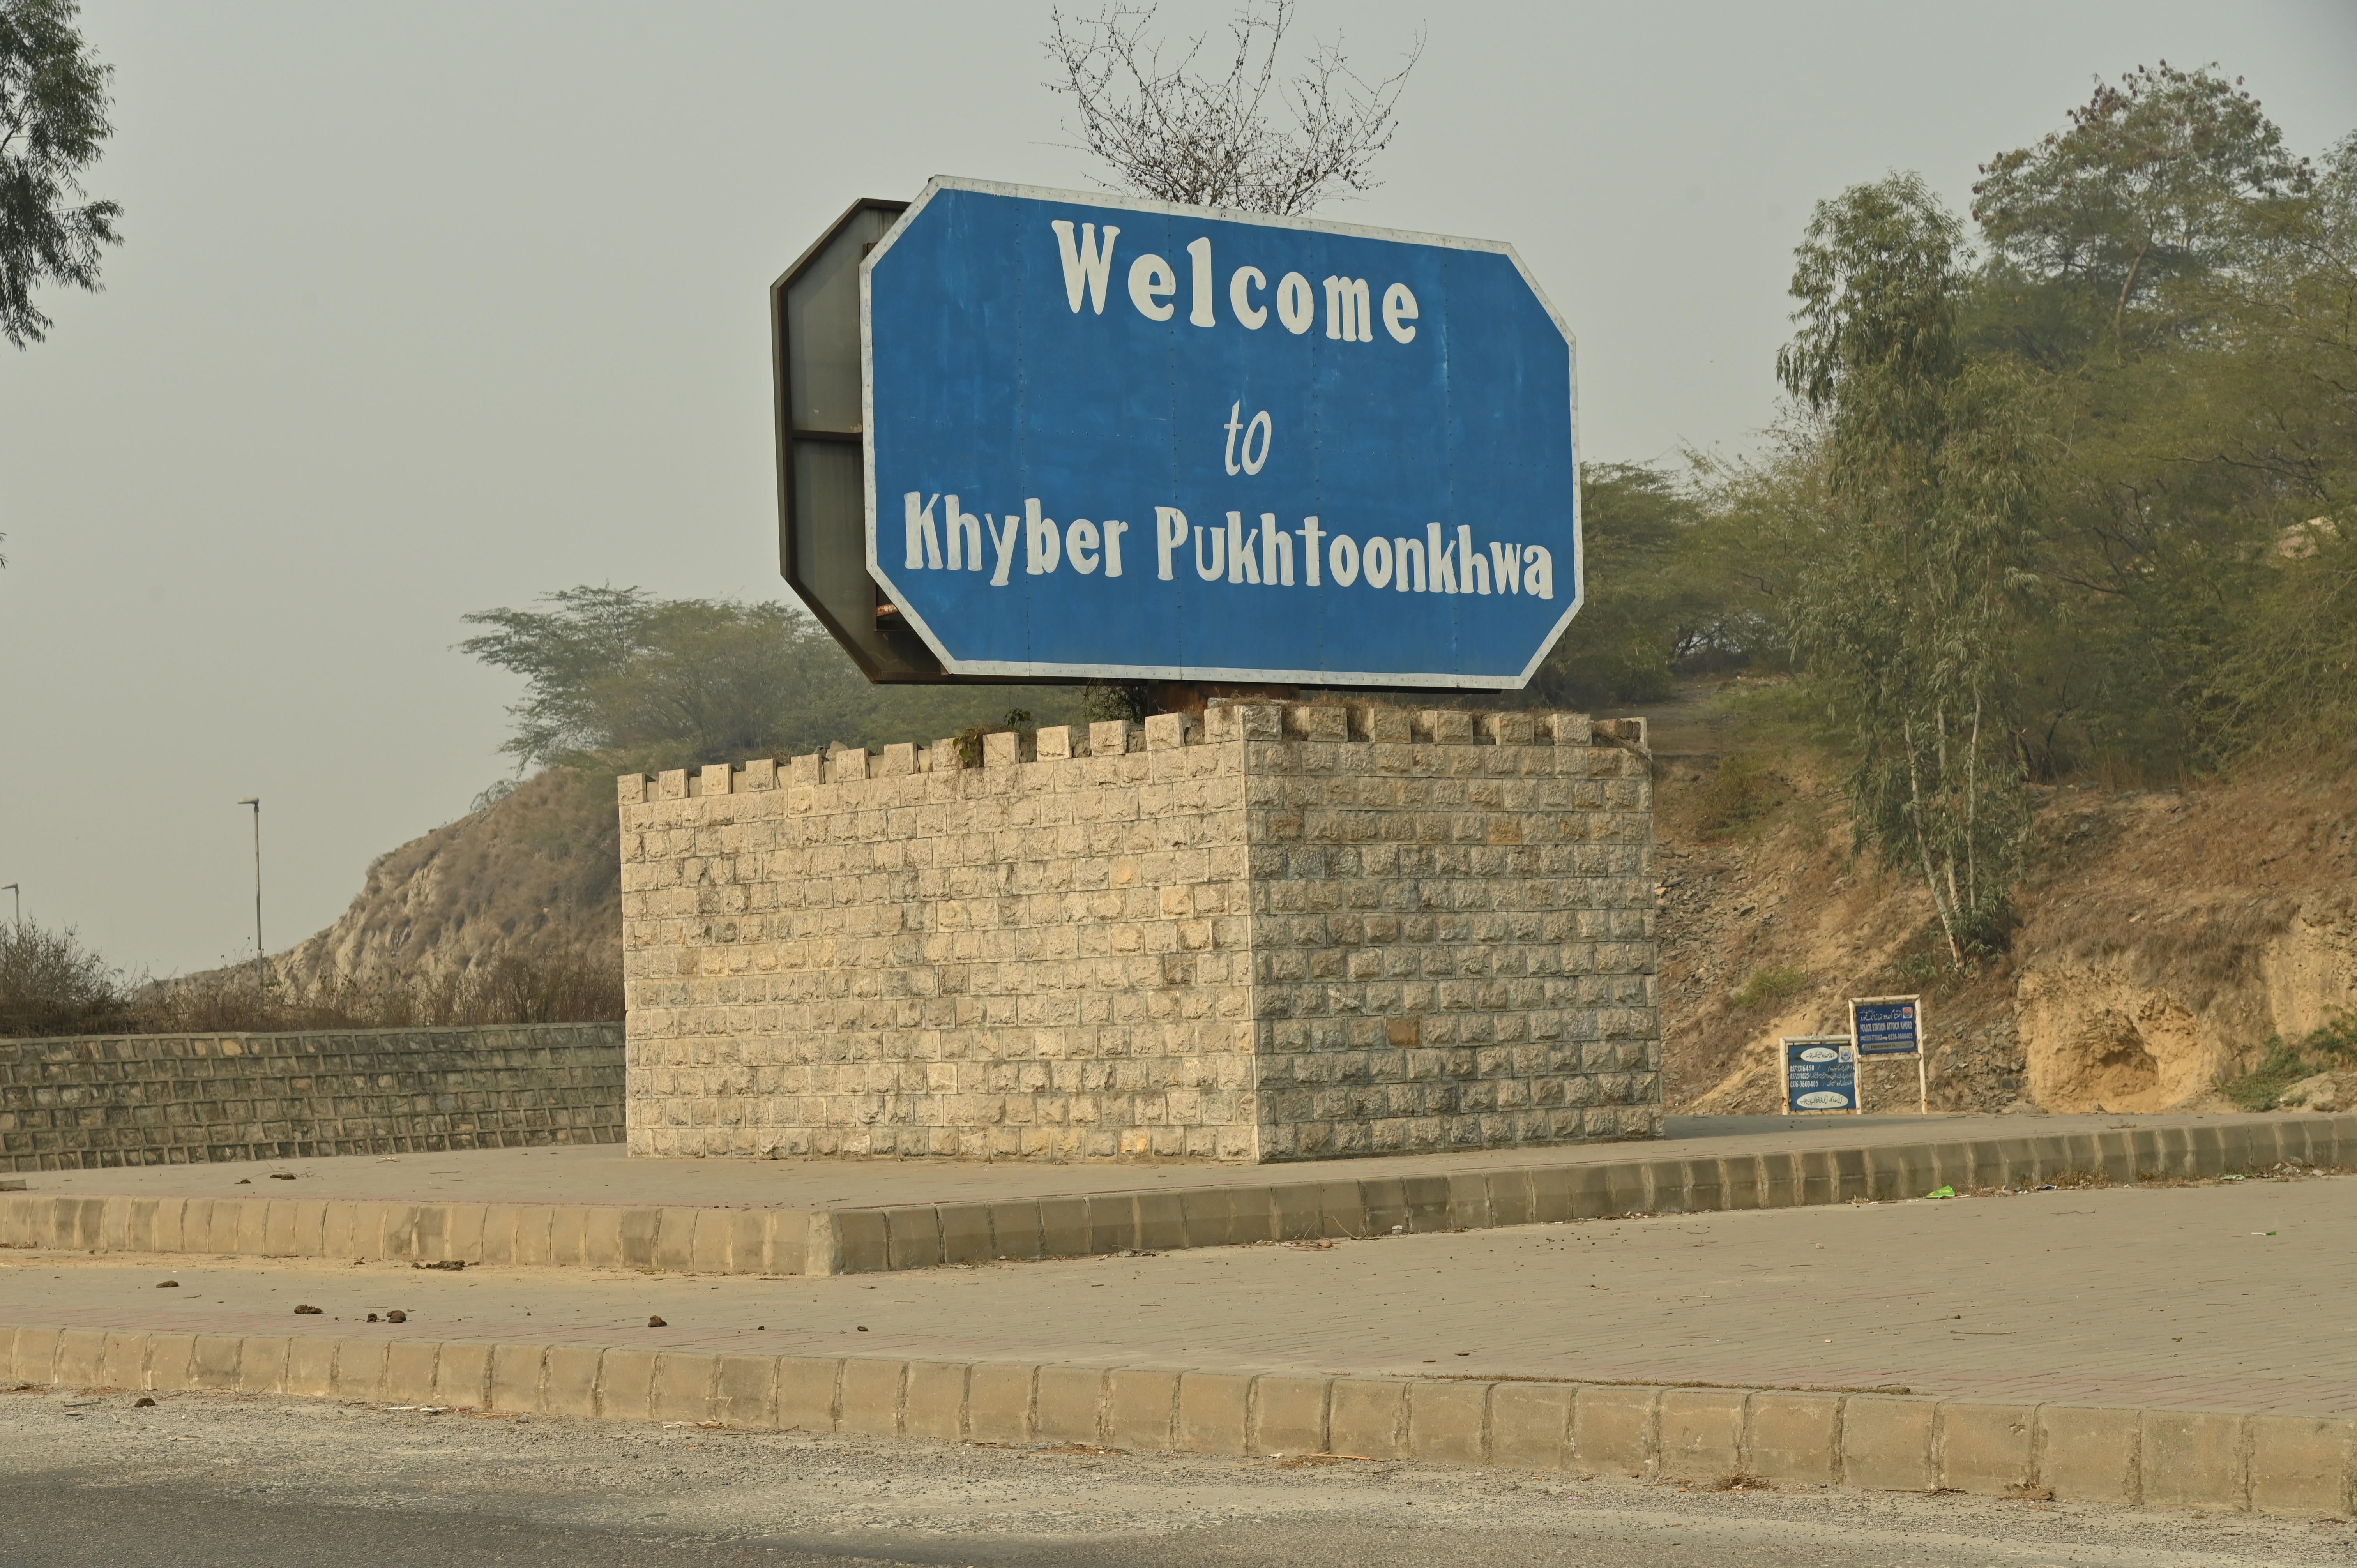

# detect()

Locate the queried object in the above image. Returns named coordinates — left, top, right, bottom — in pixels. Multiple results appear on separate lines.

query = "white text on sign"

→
left=901, top=494, right=1552, bottom=600
left=1050, top=222, right=1420, bottom=344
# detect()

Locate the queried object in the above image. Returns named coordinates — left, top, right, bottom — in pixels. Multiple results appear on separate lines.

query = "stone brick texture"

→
left=0, top=1024, right=624, bottom=1171
left=620, top=702, right=1661, bottom=1162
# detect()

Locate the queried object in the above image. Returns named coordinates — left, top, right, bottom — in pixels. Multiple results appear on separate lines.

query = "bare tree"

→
left=1045, top=0, right=1422, bottom=217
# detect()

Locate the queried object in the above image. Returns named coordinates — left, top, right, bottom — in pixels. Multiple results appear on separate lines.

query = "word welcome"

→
left=901, top=493, right=1553, bottom=598
left=1050, top=221, right=1419, bottom=345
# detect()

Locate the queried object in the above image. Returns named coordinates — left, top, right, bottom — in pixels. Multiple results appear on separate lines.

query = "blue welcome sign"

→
left=860, top=179, right=1581, bottom=686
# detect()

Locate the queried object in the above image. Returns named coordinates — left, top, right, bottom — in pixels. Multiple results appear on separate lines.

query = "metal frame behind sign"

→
left=1849, top=994, right=1928, bottom=1114
left=1779, top=1036, right=1861, bottom=1116
left=771, top=197, right=1070, bottom=687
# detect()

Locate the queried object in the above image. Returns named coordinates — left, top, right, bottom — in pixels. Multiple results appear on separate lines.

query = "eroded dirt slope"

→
left=1640, top=682, right=2357, bottom=1114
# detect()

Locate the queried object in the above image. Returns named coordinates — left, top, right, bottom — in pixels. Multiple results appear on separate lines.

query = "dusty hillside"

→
left=1640, top=681, right=2357, bottom=1115
left=267, top=766, right=621, bottom=990
left=2005, top=771, right=2357, bottom=1110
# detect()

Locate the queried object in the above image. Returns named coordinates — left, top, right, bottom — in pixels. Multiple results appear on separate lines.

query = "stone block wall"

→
left=0, top=1023, right=624, bottom=1171
left=620, top=703, right=1659, bottom=1164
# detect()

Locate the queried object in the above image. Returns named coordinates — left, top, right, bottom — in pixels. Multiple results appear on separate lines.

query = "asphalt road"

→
left=0, top=1386, right=2346, bottom=1568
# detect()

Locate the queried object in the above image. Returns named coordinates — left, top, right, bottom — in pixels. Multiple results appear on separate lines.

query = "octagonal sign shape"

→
left=862, top=178, right=1580, bottom=688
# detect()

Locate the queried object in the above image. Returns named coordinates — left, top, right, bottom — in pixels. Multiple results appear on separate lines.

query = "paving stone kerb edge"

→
left=3, top=1113, right=2345, bottom=1276
left=620, top=703, right=1663, bottom=1163
left=5, top=1325, right=2349, bottom=1517
left=0, top=1024, right=625, bottom=1173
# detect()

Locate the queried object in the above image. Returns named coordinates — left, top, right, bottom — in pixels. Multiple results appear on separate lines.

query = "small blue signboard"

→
left=1850, top=996, right=1924, bottom=1057
left=860, top=178, right=1580, bottom=687
left=1781, top=1037, right=1859, bottom=1114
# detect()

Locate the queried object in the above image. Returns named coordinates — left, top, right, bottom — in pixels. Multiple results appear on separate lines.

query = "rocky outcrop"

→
left=152, top=766, right=625, bottom=1001
left=2015, top=894, right=2356, bottom=1114
left=2283, top=1070, right=2356, bottom=1113
left=2016, top=967, right=2209, bottom=1112
left=2006, top=787, right=2355, bottom=1114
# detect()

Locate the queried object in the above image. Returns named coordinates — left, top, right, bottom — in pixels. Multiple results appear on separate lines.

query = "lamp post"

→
left=236, top=798, right=262, bottom=1002
left=1, top=883, right=16, bottom=927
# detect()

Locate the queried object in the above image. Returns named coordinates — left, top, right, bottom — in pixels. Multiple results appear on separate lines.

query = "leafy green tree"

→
left=1965, top=69, right=2344, bottom=776
left=1521, top=64, right=2345, bottom=802
left=460, top=588, right=1078, bottom=773
left=1, top=0, right=120, bottom=348
left=2204, top=133, right=2357, bottom=758
left=1527, top=464, right=1695, bottom=706
left=1522, top=461, right=1786, bottom=707
left=1972, top=62, right=2309, bottom=361
left=1779, top=174, right=2046, bottom=964
left=1678, top=423, right=1837, bottom=669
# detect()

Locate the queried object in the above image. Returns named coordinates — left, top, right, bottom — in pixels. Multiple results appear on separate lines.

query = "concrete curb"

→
left=0, top=1193, right=825, bottom=1274
left=5, top=1324, right=2349, bottom=1516
left=3, top=1115, right=2348, bottom=1277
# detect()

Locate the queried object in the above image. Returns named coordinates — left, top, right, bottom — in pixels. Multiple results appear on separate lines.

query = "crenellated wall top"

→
left=616, top=703, right=1647, bottom=805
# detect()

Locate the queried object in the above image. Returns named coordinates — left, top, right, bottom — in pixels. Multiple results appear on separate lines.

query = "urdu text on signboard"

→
left=1781, top=1038, right=1859, bottom=1114
left=1851, top=996, right=1923, bottom=1057
left=859, top=179, right=1581, bottom=687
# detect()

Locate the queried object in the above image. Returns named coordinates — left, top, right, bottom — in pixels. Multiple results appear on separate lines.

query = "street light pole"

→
left=1, top=883, right=17, bottom=927
left=236, top=799, right=262, bottom=1002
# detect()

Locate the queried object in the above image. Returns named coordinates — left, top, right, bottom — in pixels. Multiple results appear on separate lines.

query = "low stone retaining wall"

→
left=0, top=1024, right=625, bottom=1171
left=5, top=1113, right=2341, bottom=1274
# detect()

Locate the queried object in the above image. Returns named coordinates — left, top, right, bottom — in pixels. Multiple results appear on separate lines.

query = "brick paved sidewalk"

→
left=4, top=1171, right=2346, bottom=1416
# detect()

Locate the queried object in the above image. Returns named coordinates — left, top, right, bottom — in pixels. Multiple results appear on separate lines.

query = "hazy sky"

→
left=5, top=1, right=2353, bottom=977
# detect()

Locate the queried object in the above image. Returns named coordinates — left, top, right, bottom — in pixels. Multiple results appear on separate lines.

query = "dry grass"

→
left=4, top=764, right=634, bottom=1041
left=2216, top=1016, right=2357, bottom=1110
left=1731, top=964, right=1810, bottom=1010
left=0, top=922, right=132, bottom=1037
left=133, top=950, right=622, bottom=1034
left=2019, top=768, right=2357, bottom=1008
left=2, top=940, right=622, bottom=1040
left=260, top=765, right=624, bottom=1003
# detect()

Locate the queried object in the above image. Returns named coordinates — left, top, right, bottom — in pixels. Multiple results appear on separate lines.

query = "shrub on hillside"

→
left=458, top=586, right=1082, bottom=771
left=137, top=951, right=624, bottom=1035
left=2217, top=1015, right=2357, bottom=1111
left=0, top=930, right=624, bottom=1039
left=1695, top=752, right=1789, bottom=838
left=1732, top=964, right=1810, bottom=1011
left=0, top=922, right=131, bottom=1037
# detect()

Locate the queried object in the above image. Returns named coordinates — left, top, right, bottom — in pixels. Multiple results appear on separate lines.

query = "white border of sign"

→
left=1779, top=1035, right=1862, bottom=1116
left=1848, top=994, right=1928, bottom=1115
left=857, top=176, right=1584, bottom=688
